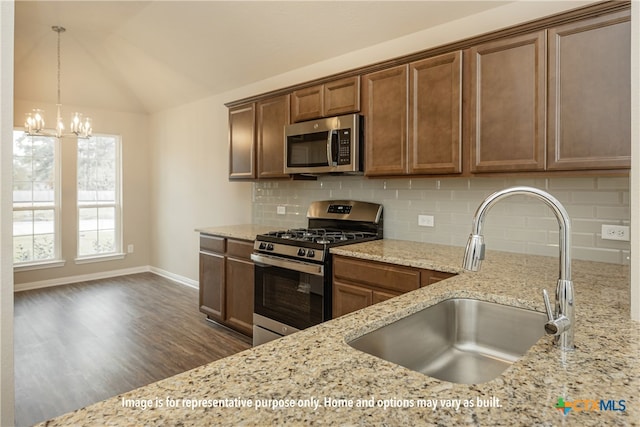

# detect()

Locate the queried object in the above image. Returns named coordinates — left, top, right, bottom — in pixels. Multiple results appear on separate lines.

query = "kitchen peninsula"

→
left=39, top=239, right=638, bottom=426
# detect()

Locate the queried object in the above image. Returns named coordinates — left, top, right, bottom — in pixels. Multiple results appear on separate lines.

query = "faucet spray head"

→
left=462, top=234, right=485, bottom=271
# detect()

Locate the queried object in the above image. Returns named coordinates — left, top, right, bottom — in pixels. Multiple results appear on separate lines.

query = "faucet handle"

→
left=542, top=289, right=555, bottom=322
left=542, top=288, right=571, bottom=336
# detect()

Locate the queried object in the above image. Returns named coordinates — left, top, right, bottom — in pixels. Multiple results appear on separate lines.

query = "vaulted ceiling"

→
left=14, top=1, right=511, bottom=114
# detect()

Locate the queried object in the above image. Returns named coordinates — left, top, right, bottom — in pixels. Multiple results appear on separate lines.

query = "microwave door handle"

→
left=326, top=130, right=335, bottom=166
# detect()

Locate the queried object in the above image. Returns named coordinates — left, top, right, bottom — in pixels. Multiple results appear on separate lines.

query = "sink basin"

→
left=348, top=298, right=546, bottom=384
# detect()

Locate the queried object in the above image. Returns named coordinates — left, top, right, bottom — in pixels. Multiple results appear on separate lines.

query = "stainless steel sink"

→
left=348, top=298, right=546, bottom=384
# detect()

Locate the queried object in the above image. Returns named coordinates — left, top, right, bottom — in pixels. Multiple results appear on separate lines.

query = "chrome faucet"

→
left=462, top=186, right=575, bottom=351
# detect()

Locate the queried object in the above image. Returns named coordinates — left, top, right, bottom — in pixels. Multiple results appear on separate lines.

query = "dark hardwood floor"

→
left=14, top=272, right=252, bottom=426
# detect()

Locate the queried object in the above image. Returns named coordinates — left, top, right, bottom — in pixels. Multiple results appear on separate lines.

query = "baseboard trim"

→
left=14, top=266, right=152, bottom=292
left=149, top=267, right=199, bottom=289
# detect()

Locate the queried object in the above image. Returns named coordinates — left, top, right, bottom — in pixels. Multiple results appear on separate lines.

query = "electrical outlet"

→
left=277, top=206, right=286, bottom=215
left=127, top=244, right=134, bottom=253
left=601, top=224, right=630, bottom=241
left=418, top=214, right=434, bottom=227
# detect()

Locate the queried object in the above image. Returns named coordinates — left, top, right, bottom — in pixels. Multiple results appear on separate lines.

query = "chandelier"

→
left=24, top=26, right=93, bottom=139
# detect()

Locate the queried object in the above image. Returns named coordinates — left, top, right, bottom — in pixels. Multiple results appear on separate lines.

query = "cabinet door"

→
left=291, top=85, right=323, bottom=122
left=257, top=95, right=290, bottom=179
left=199, top=251, right=225, bottom=321
left=420, top=269, right=455, bottom=287
left=333, top=281, right=372, bottom=318
left=468, top=31, right=546, bottom=173
left=228, top=103, right=256, bottom=179
left=409, top=51, right=462, bottom=174
left=363, top=65, right=409, bottom=176
left=324, top=76, right=360, bottom=117
left=372, top=290, right=399, bottom=305
left=547, top=11, right=631, bottom=170
left=225, top=257, right=254, bottom=336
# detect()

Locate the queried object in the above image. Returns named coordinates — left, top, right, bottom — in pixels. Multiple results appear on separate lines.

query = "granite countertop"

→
left=195, top=224, right=277, bottom=241
left=41, top=239, right=639, bottom=426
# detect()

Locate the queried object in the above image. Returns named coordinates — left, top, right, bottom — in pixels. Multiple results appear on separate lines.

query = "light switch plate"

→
left=277, top=206, right=286, bottom=215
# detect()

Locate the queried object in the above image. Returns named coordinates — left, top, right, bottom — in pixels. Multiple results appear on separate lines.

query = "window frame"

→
left=74, top=133, right=124, bottom=264
left=12, top=130, right=65, bottom=271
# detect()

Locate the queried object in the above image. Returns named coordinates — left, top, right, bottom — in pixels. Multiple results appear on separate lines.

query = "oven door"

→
left=251, top=253, right=326, bottom=332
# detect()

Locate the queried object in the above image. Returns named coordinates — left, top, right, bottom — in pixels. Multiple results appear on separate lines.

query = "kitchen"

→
left=1, top=0, right=639, bottom=426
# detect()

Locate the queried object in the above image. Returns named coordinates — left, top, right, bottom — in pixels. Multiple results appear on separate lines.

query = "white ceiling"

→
left=14, top=1, right=510, bottom=114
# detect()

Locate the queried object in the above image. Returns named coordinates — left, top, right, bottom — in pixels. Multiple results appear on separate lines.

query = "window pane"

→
left=33, top=234, right=55, bottom=260
left=98, top=207, right=115, bottom=230
left=33, top=181, right=54, bottom=203
left=79, top=207, right=98, bottom=232
left=13, top=210, right=33, bottom=236
left=34, top=210, right=55, bottom=234
left=78, top=230, right=97, bottom=256
left=13, top=235, right=33, bottom=263
left=97, top=230, right=115, bottom=253
left=13, top=181, right=33, bottom=205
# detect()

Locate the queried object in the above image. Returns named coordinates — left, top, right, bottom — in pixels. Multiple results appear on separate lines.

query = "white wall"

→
left=0, top=1, right=15, bottom=424
left=148, top=96, right=252, bottom=281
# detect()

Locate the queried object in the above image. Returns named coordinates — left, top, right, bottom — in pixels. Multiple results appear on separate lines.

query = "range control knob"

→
left=258, top=242, right=266, bottom=250
left=306, top=250, right=315, bottom=258
left=266, top=243, right=274, bottom=251
left=297, top=248, right=306, bottom=257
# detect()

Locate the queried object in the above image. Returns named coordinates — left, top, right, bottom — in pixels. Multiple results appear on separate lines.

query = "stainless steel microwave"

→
left=284, top=113, right=363, bottom=174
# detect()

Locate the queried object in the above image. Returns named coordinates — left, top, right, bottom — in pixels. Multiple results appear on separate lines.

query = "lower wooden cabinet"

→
left=332, top=255, right=455, bottom=318
left=199, top=234, right=254, bottom=336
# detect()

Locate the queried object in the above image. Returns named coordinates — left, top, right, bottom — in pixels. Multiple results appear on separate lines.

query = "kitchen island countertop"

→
left=39, top=239, right=639, bottom=426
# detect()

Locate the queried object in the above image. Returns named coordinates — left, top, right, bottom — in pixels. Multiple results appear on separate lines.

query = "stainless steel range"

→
left=251, top=200, right=383, bottom=346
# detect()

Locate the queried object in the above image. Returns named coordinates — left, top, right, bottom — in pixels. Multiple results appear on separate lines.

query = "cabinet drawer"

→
left=226, top=239, right=254, bottom=260
left=200, top=234, right=225, bottom=253
left=333, top=256, right=419, bottom=293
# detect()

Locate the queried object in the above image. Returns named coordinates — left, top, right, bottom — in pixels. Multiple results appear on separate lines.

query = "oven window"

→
left=255, top=264, right=324, bottom=330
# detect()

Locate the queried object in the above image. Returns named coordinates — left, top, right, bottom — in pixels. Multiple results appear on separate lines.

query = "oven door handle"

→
left=251, top=253, right=324, bottom=276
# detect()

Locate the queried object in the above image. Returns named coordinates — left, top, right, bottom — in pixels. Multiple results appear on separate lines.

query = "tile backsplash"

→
left=252, top=176, right=630, bottom=264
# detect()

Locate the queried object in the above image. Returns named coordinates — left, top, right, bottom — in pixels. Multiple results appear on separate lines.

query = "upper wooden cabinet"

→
left=363, top=51, right=462, bottom=176
left=228, top=103, right=256, bottom=179
left=257, top=95, right=290, bottom=179
left=409, top=51, right=462, bottom=174
left=362, top=65, right=408, bottom=176
left=228, top=94, right=290, bottom=180
left=291, top=76, right=360, bottom=122
left=547, top=10, right=631, bottom=170
left=467, top=31, right=546, bottom=173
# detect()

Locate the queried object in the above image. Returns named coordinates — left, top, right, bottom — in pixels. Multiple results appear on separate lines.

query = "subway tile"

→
left=595, top=206, right=630, bottom=220
left=409, top=178, right=440, bottom=190
left=571, top=191, right=621, bottom=204
left=548, top=177, right=597, bottom=190
left=437, top=177, right=470, bottom=190
left=565, top=204, right=597, bottom=219
left=596, top=176, right=630, bottom=190
left=572, top=247, right=622, bottom=264
left=251, top=176, right=630, bottom=264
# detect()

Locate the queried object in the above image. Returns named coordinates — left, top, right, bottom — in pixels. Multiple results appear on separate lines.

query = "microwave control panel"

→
left=337, top=129, right=351, bottom=165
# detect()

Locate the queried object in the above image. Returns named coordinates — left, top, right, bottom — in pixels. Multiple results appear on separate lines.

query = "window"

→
left=77, top=134, right=122, bottom=260
left=12, top=131, right=61, bottom=266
